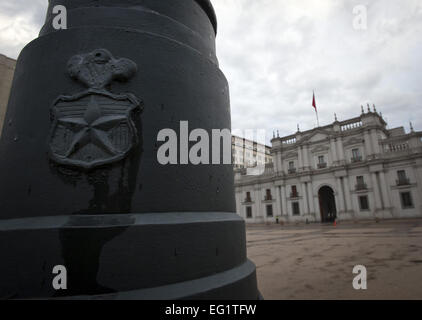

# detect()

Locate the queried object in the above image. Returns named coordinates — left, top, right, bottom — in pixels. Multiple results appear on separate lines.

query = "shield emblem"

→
left=49, top=90, right=141, bottom=169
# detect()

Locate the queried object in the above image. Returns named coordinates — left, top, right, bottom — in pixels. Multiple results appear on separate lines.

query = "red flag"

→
left=312, top=91, right=317, bottom=111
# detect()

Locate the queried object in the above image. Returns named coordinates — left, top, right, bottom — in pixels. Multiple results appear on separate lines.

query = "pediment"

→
left=344, top=137, right=364, bottom=147
left=311, top=145, right=330, bottom=154
left=300, top=129, right=332, bottom=144
left=284, top=151, right=298, bottom=159
left=309, top=133, right=328, bottom=142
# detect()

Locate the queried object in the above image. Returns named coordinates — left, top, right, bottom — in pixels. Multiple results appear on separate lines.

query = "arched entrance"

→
left=318, top=186, right=337, bottom=223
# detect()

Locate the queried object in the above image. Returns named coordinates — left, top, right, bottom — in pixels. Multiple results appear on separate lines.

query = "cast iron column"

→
left=0, top=0, right=259, bottom=299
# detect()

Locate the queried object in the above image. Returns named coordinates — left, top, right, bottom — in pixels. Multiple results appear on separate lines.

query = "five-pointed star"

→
left=58, top=95, right=126, bottom=158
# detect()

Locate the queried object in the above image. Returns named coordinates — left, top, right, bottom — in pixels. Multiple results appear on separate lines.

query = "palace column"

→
left=336, top=137, right=345, bottom=163
left=343, top=176, right=353, bottom=212
left=371, top=173, right=383, bottom=212
left=281, top=184, right=288, bottom=217
left=364, top=130, right=373, bottom=158
left=273, top=151, right=279, bottom=172
left=307, top=182, right=315, bottom=215
left=279, top=156, right=285, bottom=174
left=303, top=144, right=310, bottom=169
left=254, top=188, right=263, bottom=219
left=313, top=194, right=321, bottom=221
left=330, top=138, right=338, bottom=164
left=379, top=171, right=392, bottom=209
left=274, top=185, right=282, bottom=217
left=414, top=160, right=422, bottom=200
left=336, top=178, right=346, bottom=213
left=370, top=129, right=381, bottom=155
left=298, top=146, right=304, bottom=170
left=301, top=183, right=309, bottom=215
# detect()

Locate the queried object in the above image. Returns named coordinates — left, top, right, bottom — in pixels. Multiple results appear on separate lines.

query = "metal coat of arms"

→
left=49, top=49, right=142, bottom=170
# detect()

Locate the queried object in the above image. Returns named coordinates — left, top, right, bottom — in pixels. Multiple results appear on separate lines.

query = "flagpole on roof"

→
left=313, top=90, right=320, bottom=127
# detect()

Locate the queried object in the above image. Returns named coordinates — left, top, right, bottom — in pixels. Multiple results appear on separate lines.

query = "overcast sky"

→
left=1, top=0, right=421, bottom=142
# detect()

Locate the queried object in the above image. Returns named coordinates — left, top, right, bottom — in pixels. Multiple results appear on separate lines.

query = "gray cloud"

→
left=214, top=0, right=422, bottom=142
left=0, top=0, right=46, bottom=58
left=0, top=0, right=421, bottom=143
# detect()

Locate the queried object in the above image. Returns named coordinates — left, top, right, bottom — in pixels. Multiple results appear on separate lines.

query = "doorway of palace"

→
left=318, top=186, right=337, bottom=223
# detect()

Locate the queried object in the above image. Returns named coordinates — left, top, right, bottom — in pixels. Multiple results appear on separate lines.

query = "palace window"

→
left=291, top=185, right=298, bottom=198
left=359, top=195, right=370, bottom=211
left=292, top=202, right=300, bottom=216
left=400, top=192, right=414, bottom=209
left=356, top=176, right=367, bottom=190
left=287, top=160, right=295, bottom=170
left=245, top=192, right=252, bottom=203
left=246, top=206, right=253, bottom=218
left=397, top=170, right=410, bottom=186
left=266, top=205, right=273, bottom=217
left=265, top=189, right=272, bottom=201
left=351, top=148, right=362, bottom=162
left=317, top=155, right=327, bottom=168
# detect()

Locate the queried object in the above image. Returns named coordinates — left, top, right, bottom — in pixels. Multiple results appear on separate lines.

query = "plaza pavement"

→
left=246, top=218, right=422, bottom=300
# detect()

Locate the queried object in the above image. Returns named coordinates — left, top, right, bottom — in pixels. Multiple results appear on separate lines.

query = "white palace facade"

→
left=234, top=107, right=422, bottom=223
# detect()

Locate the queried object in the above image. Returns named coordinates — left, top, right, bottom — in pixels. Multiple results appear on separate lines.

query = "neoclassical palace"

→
left=234, top=107, right=422, bottom=223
